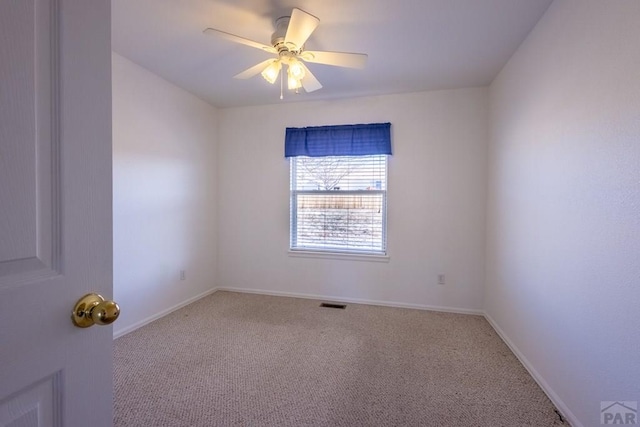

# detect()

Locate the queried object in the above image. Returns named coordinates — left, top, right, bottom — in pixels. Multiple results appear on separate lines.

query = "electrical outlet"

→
left=438, top=274, right=445, bottom=285
left=180, top=270, right=186, bottom=281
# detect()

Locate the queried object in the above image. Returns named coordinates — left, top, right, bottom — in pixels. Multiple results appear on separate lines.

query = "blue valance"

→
left=285, top=122, right=392, bottom=157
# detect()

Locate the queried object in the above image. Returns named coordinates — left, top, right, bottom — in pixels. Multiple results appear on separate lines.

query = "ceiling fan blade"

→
left=300, top=63, right=322, bottom=93
left=284, top=8, right=320, bottom=50
left=234, top=59, right=277, bottom=79
left=301, top=50, right=368, bottom=69
left=204, top=28, right=276, bottom=53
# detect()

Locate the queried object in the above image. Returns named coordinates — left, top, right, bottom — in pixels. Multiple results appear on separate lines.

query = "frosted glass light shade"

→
left=288, top=76, right=302, bottom=90
left=288, top=58, right=305, bottom=80
left=261, top=61, right=281, bottom=84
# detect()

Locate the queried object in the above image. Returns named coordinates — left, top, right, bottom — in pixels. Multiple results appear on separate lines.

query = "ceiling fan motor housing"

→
left=272, top=16, right=302, bottom=54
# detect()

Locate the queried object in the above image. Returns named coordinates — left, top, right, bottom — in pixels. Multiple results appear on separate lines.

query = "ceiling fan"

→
left=203, top=8, right=367, bottom=96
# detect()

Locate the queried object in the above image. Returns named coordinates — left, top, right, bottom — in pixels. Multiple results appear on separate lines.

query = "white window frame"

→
left=289, top=155, right=389, bottom=259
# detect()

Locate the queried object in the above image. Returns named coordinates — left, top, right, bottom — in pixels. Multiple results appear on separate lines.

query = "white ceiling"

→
left=112, top=0, right=553, bottom=108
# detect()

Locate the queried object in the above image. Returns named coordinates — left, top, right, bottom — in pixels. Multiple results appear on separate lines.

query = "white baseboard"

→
left=113, top=288, right=219, bottom=339
left=112, top=286, right=482, bottom=340
left=483, top=312, right=581, bottom=427
left=216, top=286, right=484, bottom=316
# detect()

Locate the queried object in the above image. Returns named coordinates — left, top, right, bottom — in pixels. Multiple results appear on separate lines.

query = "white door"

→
left=0, top=0, right=113, bottom=426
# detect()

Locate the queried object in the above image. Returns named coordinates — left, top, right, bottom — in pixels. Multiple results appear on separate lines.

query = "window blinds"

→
left=290, top=155, right=388, bottom=254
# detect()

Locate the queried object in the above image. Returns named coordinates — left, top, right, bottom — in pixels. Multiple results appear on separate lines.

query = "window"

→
left=290, top=155, right=388, bottom=254
left=285, top=123, right=391, bottom=256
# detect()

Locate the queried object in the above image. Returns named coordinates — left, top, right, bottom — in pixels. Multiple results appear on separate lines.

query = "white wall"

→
left=112, top=53, right=219, bottom=336
left=217, top=88, right=488, bottom=312
left=486, top=1, right=640, bottom=426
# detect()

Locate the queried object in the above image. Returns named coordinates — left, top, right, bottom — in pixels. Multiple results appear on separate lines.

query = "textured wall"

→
left=112, top=53, right=219, bottom=336
left=486, top=1, right=640, bottom=425
left=217, top=88, right=488, bottom=312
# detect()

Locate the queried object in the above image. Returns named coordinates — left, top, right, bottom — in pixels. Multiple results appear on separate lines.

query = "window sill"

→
left=288, top=250, right=390, bottom=263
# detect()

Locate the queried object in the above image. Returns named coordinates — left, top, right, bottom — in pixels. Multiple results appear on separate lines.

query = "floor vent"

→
left=320, top=302, right=346, bottom=309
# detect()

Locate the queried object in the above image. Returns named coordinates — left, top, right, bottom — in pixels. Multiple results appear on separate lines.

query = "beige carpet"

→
left=114, top=291, right=565, bottom=426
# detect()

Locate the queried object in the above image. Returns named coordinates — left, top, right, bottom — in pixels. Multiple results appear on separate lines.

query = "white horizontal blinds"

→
left=290, top=155, right=387, bottom=254
left=293, top=193, right=386, bottom=252
left=293, top=155, right=387, bottom=191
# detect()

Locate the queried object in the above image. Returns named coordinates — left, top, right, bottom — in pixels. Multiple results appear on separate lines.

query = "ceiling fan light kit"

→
left=261, top=60, right=281, bottom=84
left=204, top=8, right=367, bottom=98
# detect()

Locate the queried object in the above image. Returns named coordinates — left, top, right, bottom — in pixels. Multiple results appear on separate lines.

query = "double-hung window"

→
left=285, top=123, right=392, bottom=256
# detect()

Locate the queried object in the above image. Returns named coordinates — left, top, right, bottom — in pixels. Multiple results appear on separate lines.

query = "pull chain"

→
left=280, top=68, right=284, bottom=100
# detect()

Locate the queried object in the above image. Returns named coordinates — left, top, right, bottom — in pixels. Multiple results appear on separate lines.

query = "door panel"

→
left=0, top=373, right=62, bottom=427
left=0, top=0, right=112, bottom=426
left=0, top=0, right=60, bottom=285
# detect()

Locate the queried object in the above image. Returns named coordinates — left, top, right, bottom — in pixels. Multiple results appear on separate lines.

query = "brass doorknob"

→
left=71, top=293, right=120, bottom=328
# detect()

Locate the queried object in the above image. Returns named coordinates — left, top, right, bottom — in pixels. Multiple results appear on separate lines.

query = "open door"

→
left=0, top=0, right=113, bottom=425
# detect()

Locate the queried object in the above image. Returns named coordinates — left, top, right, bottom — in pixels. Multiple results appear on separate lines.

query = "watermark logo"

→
left=601, top=401, right=637, bottom=425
